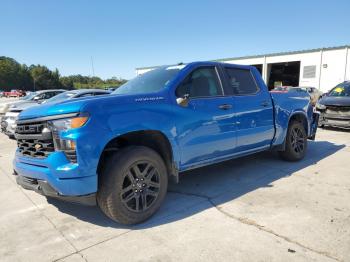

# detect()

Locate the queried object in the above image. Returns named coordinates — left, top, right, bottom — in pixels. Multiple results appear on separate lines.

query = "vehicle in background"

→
left=1, top=89, right=111, bottom=138
left=270, top=86, right=320, bottom=105
left=292, top=87, right=322, bottom=106
left=13, top=62, right=318, bottom=225
left=316, top=81, right=350, bottom=128
left=270, top=86, right=292, bottom=93
left=1, top=111, right=18, bottom=138
left=0, top=89, right=65, bottom=116
left=3, top=89, right=26, bottom=98
left=0, top=90, right=4, bottom=97
left=0, top=92, right=37, bottom=116
left=42, top=89, right=111, bottom=104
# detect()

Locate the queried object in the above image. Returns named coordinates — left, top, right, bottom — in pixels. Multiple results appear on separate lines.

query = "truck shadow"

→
left=48, top=140, right=345, bottom=229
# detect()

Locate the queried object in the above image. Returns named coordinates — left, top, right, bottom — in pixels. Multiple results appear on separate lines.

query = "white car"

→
left=0, top=111, right=19, bottom=138
left=0, top=89, right=65, bottom=116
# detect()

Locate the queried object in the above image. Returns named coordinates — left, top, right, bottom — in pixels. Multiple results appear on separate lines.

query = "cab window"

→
left=224, top=68, right=259, bottom=95
left=176, top=67, right=223, bottom=98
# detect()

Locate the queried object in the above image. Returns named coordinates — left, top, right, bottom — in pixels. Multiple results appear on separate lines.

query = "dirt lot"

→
left=0, top=128, right=349, bottom=262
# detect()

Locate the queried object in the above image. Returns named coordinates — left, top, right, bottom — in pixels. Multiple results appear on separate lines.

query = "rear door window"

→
left=224, top=68, right=259, bottom=95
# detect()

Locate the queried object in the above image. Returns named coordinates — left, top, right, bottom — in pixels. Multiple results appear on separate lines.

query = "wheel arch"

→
left=274, top=111, right=309, bottom=151
left=288, top=111, right=309, bottom=134
left=97, top=130, right=179, bottom=183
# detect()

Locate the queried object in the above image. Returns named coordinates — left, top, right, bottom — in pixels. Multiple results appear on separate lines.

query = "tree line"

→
left=0, top=56, right=127, bottom=91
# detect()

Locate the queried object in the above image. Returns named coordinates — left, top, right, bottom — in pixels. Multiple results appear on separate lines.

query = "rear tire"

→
left=97, top=146, right=168, bottom=224
left=279, top=120, right=308, bottom=161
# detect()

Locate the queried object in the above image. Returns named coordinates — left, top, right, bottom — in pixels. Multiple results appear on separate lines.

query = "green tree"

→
left=0, top=56, right=127, bottom=92
left=29, top=65, right=62, bottom=90
left=0, top=56, right=32, bottom=91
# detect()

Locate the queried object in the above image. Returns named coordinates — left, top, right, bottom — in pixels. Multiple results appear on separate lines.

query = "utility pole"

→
left=91, top=56, right=95, bottom=77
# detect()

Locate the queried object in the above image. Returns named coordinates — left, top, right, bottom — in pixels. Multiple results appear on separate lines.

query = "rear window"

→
left=224, top=68, right=258, bottom=95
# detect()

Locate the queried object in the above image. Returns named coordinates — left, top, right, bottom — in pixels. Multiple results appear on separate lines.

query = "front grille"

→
left=17, top=138, right=54, bottom=158
left=326, top=106, right=350, bottom=111
left=16, top=121, right=54, bottom=158
left=16, top=122, right=46, bottom=134
left=325, top=106, right=350, bottom=120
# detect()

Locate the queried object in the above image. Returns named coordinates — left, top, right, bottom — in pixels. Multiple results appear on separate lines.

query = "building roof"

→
left=136, top=45, right=350, bottom=71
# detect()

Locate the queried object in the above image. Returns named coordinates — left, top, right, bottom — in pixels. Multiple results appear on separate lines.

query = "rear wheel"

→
left=97, top=146, right=168, bottom=224
left=279, top=120, right=307, bottom=161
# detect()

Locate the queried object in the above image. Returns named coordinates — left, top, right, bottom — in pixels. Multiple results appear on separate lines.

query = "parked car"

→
left=0, top=89, right=65, bottom=116
left=270, top=86, right=292, bottom=93
left=0, top=111, right=18, bottom=138
left=13, top=62, right=318, bottom=224
left=42, top=89, right=111, bottom=104
left=316, top=81, right=350, bottom=128
left=0, top=92, right=35, bottom=116
left=3, top=89, right=26, bottom=98
left=294, top=87, right=322, bottom=106
left=1, top=89, right=110, bottom=138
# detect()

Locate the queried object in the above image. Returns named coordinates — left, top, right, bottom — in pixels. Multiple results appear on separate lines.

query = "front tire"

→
left=97, top=146, right=168, bottom=224
left=279, top=120, right=308, bottom=161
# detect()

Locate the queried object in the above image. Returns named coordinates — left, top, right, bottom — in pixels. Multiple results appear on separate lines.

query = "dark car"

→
left=316, top=81, right=350, bottom=128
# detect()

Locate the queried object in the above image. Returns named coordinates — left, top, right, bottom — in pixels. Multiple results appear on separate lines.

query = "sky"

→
left=1, top=0, right=350, bottom=80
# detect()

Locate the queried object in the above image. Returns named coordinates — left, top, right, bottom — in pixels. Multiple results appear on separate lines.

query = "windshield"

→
left=20, top=92, right=37, bottom=101
left=328, top=85, right=350, bottom=97
left=113, top=65, right=184, bottom=95
left=43, top=91, right=77, bottom=104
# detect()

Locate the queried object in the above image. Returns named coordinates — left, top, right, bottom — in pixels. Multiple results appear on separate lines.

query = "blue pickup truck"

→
left=13, top=62, right=318, bottom=224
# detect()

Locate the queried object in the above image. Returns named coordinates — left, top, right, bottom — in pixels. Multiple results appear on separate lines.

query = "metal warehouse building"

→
left=136, top=45, right=350, bottom=92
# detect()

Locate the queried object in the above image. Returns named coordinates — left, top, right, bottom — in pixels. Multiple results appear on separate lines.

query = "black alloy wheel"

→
left=121, top=161, right=160, bottom=212
left=290, top=126, right=305, bottom=154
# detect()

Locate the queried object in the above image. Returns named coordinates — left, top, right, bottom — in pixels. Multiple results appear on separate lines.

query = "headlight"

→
left=49, top=115, right=89, bottom=131
left=316, top=102, right=326, bottom=110
left=49, top=115, right=88, bottom=163
left=0, top=104, right=9, bottom=113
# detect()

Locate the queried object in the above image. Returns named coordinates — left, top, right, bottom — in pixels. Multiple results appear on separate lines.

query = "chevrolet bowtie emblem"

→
left=34, top=144, right=42, bottom=150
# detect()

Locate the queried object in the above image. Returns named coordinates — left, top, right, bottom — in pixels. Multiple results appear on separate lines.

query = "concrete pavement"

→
left=0, top=128, right=349, bottom=262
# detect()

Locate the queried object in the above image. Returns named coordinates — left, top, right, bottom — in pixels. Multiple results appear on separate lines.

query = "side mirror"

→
left=33, top=96, right=40, bottom=101
left=176, top=94, right=190, bottom=107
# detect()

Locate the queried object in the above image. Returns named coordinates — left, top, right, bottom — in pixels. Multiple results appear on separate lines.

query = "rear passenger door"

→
left=222, top=66, right=275, bottom=152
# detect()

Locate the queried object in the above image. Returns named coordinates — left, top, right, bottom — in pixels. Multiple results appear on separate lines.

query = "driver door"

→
left=174, top=66, right=237, bottom=169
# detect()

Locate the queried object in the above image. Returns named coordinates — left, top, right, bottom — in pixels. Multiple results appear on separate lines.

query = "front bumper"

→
left=12, top=113, right=106, bottom=206
left=319, top=112, right=350, bottom=128
left=15, top=171, right=96, bottom=205
left=14, top=151, right=97, bottom=197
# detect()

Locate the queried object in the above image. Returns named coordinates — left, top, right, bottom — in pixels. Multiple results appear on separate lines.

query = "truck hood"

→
left=319, top=96, right=350, bottom=106
left=18, top=92, right=168, bottom=121
left=18, top=99, right=85, bottom=120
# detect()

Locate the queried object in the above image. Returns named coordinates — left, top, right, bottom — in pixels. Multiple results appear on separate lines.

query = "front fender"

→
left=79, top=94, right=181, bottom=171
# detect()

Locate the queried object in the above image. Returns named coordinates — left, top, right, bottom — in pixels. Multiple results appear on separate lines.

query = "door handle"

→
left=261, top=101, right=270, bottom=107
left=218, top=104, right=233, bottom=110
